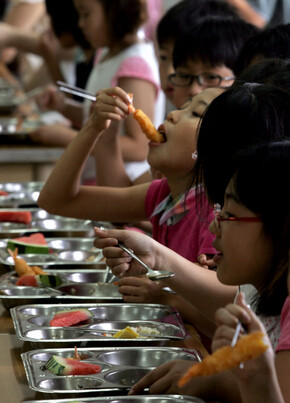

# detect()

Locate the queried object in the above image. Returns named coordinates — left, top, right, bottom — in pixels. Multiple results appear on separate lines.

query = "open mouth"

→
left=157, top=124, right=167, bottom=142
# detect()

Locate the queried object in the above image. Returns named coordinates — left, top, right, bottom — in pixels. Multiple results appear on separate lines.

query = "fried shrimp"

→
left=8, top=248, right=47, bottom=277
left=178, top=331, right=268, bottom=387
left=128, top=93, right=165, bottom=143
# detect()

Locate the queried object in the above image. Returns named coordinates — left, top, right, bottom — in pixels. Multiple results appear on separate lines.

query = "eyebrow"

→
left=196, top=100, right=209, bottom=108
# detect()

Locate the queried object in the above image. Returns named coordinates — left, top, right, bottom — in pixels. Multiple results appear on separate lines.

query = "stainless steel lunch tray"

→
left=0, top=270, right=120, bottom=309
left=0, top=208, right=95, bottom=238
left=24, top=396, right=205, bottom=403
left=0, top=237, right=104, bottom=267
left=22, top=347, right=201, bottom=396
left=0, top=181, right=43, bottom=208
left=12, top=303, right=188, bottom=347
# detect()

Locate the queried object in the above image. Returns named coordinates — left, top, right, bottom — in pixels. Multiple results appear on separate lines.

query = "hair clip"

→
left=192, top=151, right=198, bottom=160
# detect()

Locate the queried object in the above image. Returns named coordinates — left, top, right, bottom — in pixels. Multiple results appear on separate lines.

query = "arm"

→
left=94, top=227, right=237, bottom=323
left=1, top=0, right=46, bottom=63
left=37, top=87, right=150, bottom=222
left=225, top=0, right=266, bottom=28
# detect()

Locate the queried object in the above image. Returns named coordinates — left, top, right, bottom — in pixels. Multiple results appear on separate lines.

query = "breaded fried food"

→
left=178, top=331, right=268, bottom=387
left=8, top=248, right=47, bottom=277
left=128, top=93, right=165, bottom=143
left=133, top=109, right=165, bottom=143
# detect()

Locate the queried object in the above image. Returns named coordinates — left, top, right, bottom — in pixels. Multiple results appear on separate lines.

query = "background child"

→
left=171, top=16, right=258, bottom=107
left=125, top=139, right=290, bottom=400
left=35, top=0, right=163, bottom=186
left=233, top=22, right=290, bottom=76
left=155, top=0, right=239, bottom=113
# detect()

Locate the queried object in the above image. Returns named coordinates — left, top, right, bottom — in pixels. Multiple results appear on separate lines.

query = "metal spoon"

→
left=117, top=242, right=174, bottom=281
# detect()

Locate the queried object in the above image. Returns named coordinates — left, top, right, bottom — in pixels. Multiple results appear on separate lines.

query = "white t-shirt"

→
left=82, top=41, right=165, bottom=182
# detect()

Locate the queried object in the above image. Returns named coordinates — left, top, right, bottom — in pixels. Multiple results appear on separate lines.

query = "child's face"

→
left=156, top=41, right=175, bottom=104
left=172, top=59, right=235, bottom=108
left=209, top=182, right=273, bottom=291
left=147, top=87, right=223, bottom=179
left=74, top=0, right=108, bottom=48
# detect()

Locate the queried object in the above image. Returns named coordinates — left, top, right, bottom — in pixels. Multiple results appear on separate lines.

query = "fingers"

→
left=235, top=292, right=266, bottom=333
left=129, top=363, right=172, bottom=395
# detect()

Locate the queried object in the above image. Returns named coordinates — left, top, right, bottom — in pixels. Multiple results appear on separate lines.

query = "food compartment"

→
left=22, top=347, right=200, bottom=394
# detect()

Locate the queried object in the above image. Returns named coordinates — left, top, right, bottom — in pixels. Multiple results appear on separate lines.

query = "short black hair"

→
left=234, top=23, right=290, bottom=75
left=45, top=0, right=90, bottom=49
left=173, top=16, right=259, bottom=70
left=97, top=0, right=147, bottom=42
left=157, top=0, right=239, bottom=47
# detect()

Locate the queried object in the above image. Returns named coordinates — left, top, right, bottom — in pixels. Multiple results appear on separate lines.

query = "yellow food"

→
left=178, top=331, right=268, bottom=387
left=113, top=326, right=139, bottom=339
left=8, top=248, right=47, bottom=277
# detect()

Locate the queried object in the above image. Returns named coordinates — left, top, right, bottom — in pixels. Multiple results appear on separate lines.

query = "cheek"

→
left=173, top=87, right=189, bottom=109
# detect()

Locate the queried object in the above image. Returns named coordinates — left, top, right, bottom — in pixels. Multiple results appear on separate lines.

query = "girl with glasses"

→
left=102, top=140, right=290, bottom=402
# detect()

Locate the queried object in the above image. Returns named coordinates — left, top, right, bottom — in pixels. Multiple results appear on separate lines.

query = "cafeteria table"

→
left=0, top=262, right=209, bottom=402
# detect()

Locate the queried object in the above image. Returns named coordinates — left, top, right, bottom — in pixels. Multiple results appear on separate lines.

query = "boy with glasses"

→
left=171, top=16, right=258, bottom=107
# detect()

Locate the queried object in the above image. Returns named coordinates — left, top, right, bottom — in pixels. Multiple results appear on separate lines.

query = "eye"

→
left=192, top=111, right=202, bottom=118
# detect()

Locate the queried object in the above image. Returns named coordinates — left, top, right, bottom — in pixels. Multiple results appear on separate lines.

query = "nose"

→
left=209, top=217, right=219, bottom=235
left=166, top=109, right=179, bottom=123
left=188, top=80, right=203, bottom=97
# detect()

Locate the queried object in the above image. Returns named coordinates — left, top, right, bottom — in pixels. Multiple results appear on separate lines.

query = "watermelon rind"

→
left=44, top=355, right=101, bottom=375
left=44, top=355, right=67, bottom=375
left=38, top=274, right=62, bottom=287
left=6, top=240, right=49, bottom=254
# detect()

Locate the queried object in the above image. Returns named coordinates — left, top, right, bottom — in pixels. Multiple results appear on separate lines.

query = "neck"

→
left=104, top=33, right=140, bottom=60
left=166, top=173, right=196, bottom=199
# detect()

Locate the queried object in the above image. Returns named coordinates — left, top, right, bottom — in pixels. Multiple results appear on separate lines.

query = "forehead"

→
left=190, top=88, right=224, bottom=107
left=176, top=58, right=233, bottom=76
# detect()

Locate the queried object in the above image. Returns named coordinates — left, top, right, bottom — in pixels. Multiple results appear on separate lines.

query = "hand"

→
left=36, top=85, right=66, bottom=112
left=129, top=359, right=208, bottom=396
left=198, top=254, right=216, bottom=269
left=88, top=87, right=132, bottom=133
left=29, top=123, right=74, bottom=146
left=117, top=276, right=164, bottom=303
left=94, top=227, right=158, bottom=277
left=212, top=292, right=274, bottom=380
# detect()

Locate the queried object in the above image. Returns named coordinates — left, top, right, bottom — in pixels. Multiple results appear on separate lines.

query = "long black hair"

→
left=194, top=84, right=290, bottom=206
left=226, top=140, right=290, bottom=315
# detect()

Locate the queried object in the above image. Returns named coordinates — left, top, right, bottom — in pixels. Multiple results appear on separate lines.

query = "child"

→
left=124, top=140, right=290, bottom=400
left=155, top=0, right=239, bottom=112
left=36, top=0, right=163, bottom=186
left=234, top=22, right=290, bottom=76
left=38, top=85, right=236, bottom=336
left=93, top=84, right=290, bottom=335
left=170, top=16, right=258, bottom=107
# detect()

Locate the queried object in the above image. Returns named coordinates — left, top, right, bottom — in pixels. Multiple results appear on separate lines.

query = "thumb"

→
left=236, top=292, right=266, bottom=333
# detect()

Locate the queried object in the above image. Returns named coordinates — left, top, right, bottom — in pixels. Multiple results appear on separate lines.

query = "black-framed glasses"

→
left=168, top=72, right=235, bottom=88
left=213, top=203, right=262, bottom=230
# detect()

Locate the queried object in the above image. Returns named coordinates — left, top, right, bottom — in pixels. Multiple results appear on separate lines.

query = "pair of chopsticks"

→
left=57, top=81, right=96, bottom=102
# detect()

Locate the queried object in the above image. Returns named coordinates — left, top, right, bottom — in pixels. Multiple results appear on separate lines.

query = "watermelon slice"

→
left=7, top=233, right=48, bottom=254
left=0, top=211, right=32, bottom=224
left=15, top=274, right=62, bottom=287
left=43, top=355, right=101, bottom=375
left=15, top=275, right=38, bottom=287
left=50, top=309, right=93, bottom=327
